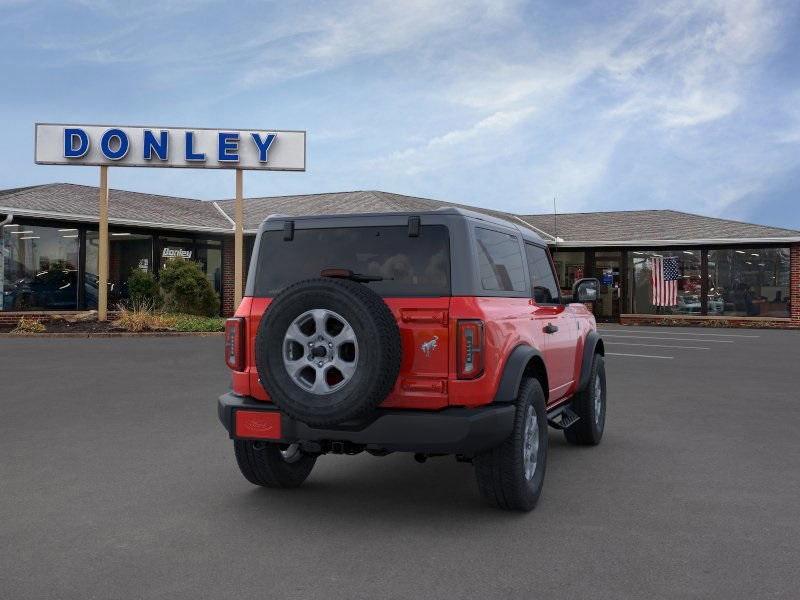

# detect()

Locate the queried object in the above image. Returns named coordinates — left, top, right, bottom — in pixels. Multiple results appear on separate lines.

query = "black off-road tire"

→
left=256, top=277, right=401, bottom=427
left=564, top=353, right=606, bottom=446
left=234, top=441, right=316, bottom=488
left=474, top=378, right=548, bottom=511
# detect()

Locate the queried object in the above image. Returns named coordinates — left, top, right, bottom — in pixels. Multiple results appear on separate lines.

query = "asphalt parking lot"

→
left=1, top=326, right=799, bottom=600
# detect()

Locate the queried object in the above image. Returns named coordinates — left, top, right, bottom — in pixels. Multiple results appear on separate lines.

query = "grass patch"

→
left=114, top=303, right=174, bottom=332
left=11, top=316, right=46, bottom=334
left=112, top=302, right=225, bottom=333
left=166, top=314, right=225, bottom=332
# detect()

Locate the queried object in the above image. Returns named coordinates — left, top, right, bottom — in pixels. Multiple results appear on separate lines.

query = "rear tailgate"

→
left=381, top=298, right=450, bottom=410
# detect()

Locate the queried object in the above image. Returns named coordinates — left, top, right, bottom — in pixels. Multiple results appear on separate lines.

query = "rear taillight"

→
left=225, top=317, right=245, bottom=371
left=457, top=319, right=484, bottom=379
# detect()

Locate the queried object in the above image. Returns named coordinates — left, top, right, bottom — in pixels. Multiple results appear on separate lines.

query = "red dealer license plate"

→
left=234, top=410, right=282, bottom=440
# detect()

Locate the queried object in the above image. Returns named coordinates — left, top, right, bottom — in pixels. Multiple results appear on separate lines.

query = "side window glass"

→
left=525, top=244, right=560, bottom=304
left=474, top=227, right=527, bottom=292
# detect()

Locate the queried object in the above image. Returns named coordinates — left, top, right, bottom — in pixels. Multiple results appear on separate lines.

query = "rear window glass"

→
left=474, top=227, right=527, bottom=292
left=254, top=225, right=450, bottom=297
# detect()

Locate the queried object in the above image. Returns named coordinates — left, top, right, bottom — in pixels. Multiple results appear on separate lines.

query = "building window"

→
left=629, top=249, right=702, bottom=315
left=196, top=239, right=223, bottom=298
left=707, top=248, right=790, bottom=317
left=474, top=227, right=526, bottom=292
left=551, top=250, right=585, bottom=292
left=159, top=236, right=195, bottom=271
left=1, top=223, right=80, bottom=311
left=85, top=230, right=153, bottom=308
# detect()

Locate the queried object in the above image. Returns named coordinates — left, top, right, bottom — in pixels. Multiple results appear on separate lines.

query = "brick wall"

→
left=620, top=314, right=798, bottom=329
left=791, top=243, right=800, bottom=325
left=221, top=237, right=235, bottom=317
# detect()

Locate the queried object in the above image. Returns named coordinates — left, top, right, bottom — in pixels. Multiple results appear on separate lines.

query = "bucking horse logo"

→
left=420, top=335, right=439, bottom=357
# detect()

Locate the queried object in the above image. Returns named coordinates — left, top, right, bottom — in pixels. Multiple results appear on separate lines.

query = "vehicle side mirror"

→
left=573, top=278, right=599, bottom=303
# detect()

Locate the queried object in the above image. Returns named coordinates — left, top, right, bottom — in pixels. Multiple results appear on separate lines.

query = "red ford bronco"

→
left=218, top=208, right=605, bottom=511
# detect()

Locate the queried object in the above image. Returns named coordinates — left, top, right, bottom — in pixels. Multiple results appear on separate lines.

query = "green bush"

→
left=127, top=269, right=162, bottom=308
left=168, top=314, right=225, bottom=332
left=159, top=259, right=220, bottom=316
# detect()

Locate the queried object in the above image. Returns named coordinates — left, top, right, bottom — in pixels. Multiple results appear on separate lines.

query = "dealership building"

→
left=1, top=182, right=798, bottom=328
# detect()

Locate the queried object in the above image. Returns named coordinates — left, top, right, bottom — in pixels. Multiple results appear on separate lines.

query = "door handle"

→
left=543, top=323, right=558, bottom=334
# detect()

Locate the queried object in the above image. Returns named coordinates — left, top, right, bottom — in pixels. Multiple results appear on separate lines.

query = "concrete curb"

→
left=0, top=331, right=225, bottom=339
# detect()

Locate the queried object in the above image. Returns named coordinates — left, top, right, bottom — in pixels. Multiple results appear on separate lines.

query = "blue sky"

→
left=1, top=0, right=798, bottom=228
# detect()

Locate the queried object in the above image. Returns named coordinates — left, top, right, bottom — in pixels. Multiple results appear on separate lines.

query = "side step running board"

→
left=547, top=405, right=580, bottom=430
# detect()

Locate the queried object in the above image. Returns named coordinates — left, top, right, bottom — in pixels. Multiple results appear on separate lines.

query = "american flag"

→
left=651, top=256, right=679, bottom=306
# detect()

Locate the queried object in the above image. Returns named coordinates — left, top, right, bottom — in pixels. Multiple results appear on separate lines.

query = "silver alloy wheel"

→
left=283, top=309, right=358, bottom=395
left=523, top=405, right=539, bottom=481
left=593, top=373, right=603, bottom=426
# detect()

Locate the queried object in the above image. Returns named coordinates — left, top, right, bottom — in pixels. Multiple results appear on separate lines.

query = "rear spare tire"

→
left=256, top=278, right=401, bottom=427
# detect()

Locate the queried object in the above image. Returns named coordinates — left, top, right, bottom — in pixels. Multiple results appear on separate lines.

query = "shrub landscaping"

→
left=1, top=260, right=225, bottom=335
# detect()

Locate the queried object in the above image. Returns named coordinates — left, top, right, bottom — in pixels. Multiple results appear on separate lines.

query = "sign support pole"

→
left=234, top=168, right=244, bottom=309
left=98, top=166, right=109, bottom=321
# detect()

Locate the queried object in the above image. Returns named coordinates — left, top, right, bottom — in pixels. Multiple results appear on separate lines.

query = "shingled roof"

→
left=0, top=183, right=231, bottom=232
left=518, top=209, right=800, bottom=245
left=1, top=183, right=798, bottom=244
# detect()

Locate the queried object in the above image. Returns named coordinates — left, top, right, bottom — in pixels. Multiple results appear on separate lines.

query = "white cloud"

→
left=375, top=106, right=535, bottom=175
left=238, top=0, right=522, bottom=88
left=2, top=0, right=797, bottom=224
left=367, top=0, right=791, bottom=214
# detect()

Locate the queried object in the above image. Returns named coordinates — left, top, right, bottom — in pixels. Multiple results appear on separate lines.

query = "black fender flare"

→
left=493, top=344, right=547, bottom=404
left=577, top=331, right=604, bottom=392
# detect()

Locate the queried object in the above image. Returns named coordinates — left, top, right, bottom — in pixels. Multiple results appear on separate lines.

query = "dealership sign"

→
left=162, top=247, right=192, bottom=259
left=34, top=123, right=306, bottom=171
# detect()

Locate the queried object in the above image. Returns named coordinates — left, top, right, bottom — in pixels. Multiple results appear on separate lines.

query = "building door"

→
left=594, top=251, right=623, bottom=322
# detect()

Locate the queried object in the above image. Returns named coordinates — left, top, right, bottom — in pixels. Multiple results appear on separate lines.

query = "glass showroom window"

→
left=551, top=250, right=585, bottom=293
left=1, top=223, right=80, bottom=311
left=85, top=230, right=154, bottom=308
left=707, top=248, right=790, bottom=318
left=159, top=236, right=195, bottom=271
left=196, top=239, right=223, bottom=301
left=629, top=249, right=702, bottom=314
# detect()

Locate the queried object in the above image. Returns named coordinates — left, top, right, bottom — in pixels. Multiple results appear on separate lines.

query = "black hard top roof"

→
left=259, top=206, right=545, bottom=243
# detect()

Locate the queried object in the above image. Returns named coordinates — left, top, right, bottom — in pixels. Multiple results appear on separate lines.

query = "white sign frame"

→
left=34, top=122, right=306, bottom=171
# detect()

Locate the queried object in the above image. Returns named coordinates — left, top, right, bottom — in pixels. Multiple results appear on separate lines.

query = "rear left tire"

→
left=234, top=440, right=316, bottom=488
left=473, top=377, right=548, bottom=511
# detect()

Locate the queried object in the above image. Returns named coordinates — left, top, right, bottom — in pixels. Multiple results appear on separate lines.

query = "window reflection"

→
left=85, top=230, right=153, bottom=308
left=551, top=250, right=585, bottom=293
left=475, top=227, right=526, bottom=292
left=707, top=248, right=790, bottom=317
left=1, top=224, right=80, bottom=310
left=630, top=249, right=702, bottom=315
left=196, top=241, right=222, bottom=298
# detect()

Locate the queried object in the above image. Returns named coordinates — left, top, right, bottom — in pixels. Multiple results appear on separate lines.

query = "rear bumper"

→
left=218, top=392, right=515, bottom=456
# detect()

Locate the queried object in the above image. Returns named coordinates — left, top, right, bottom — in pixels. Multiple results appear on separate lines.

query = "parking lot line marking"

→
left=601, top=334, right=734, bottom=343
left=597, top=329, right=759, bottom=338
left=606, top=342, right=710, bottom=350
left=606, top=352, right=674, bottom=359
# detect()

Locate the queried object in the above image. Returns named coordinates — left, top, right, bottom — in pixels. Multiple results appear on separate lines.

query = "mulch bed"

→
left=0, top=319, right=126, bottom=334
